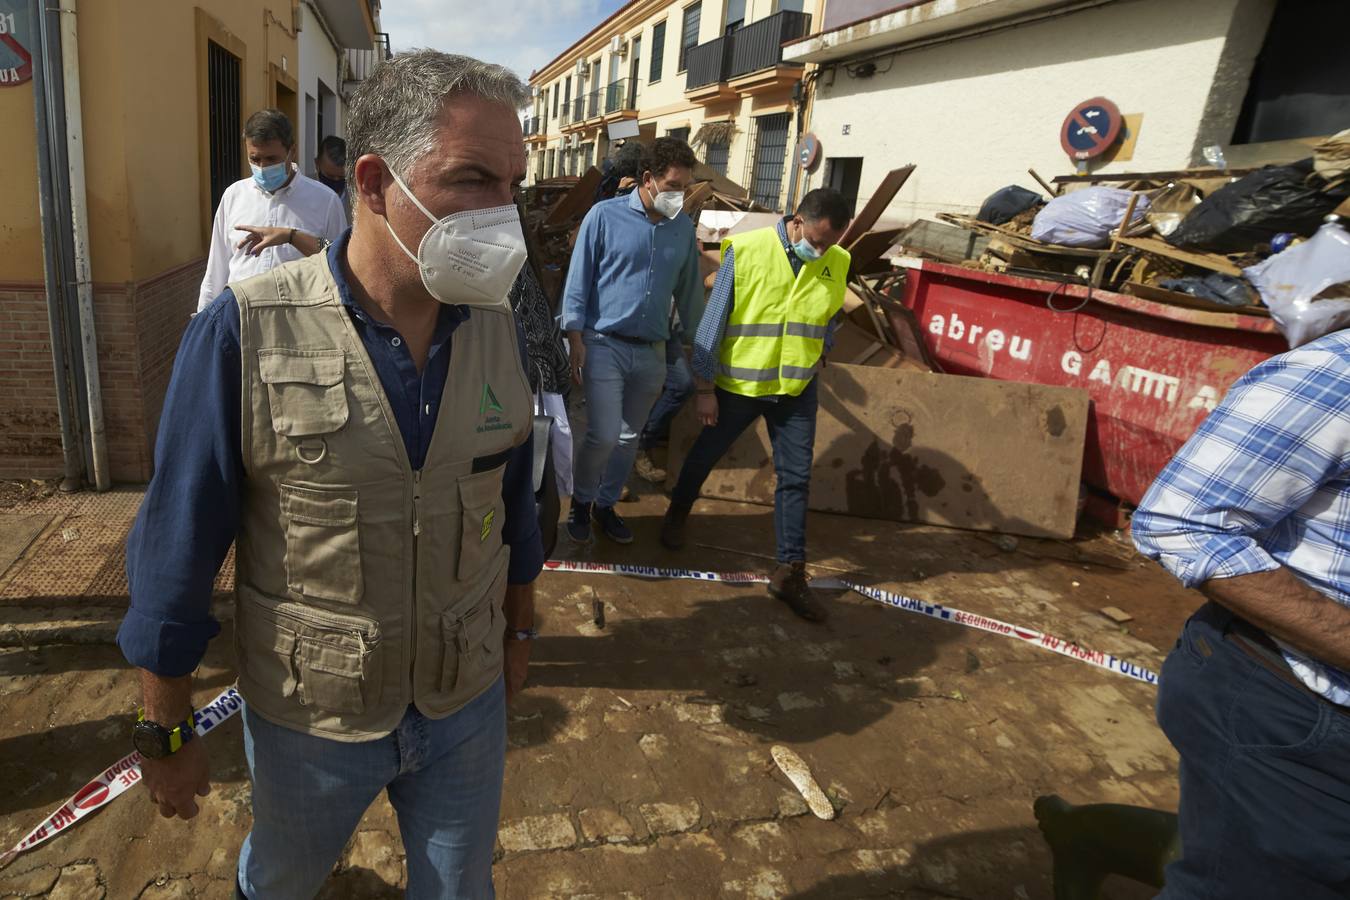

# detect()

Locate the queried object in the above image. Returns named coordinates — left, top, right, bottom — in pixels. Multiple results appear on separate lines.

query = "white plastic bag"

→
left=1030, top=187, right=1151, bottom=248
left=537, top=391, right=574, bottom=498
left=1245, top=222, right=1350, bottom=348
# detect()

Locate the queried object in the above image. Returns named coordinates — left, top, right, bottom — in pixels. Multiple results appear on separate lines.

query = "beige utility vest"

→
left=229, top=252, right=531, bottom=741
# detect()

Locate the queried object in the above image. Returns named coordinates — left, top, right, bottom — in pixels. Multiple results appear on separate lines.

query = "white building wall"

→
left=802, top=0, right=1275, bottom=224
left=297, top=2, right=345, bottom=174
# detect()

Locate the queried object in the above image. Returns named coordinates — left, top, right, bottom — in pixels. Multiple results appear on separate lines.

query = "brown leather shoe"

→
left=634, top=450, right=667, bottom=485
left=660, top=502, right=692, bottom=550
left=769, top=561, right=829, bottom=622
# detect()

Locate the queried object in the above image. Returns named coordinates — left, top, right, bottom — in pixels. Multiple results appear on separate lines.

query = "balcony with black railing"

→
left=587, top=89, right=601, bottom=119
left=572, top=96, right=586, bottom=123
left=684, top=11, right=811, bottom=93
left=605, top=78, right=633, bottom=115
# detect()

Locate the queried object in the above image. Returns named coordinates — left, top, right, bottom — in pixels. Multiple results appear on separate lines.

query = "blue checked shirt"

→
left=1132, top=329, right=1350, bottom=705
left=691, top=218, right=842, bottom=383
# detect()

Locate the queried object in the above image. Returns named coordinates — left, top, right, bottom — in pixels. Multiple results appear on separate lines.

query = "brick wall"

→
left=0, top=258, right=205, bottom=484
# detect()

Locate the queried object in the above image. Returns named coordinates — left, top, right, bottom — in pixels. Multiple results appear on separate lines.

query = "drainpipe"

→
left=30, top=0, right=82, bottom=491
left=57, top=0, right=110, bottom=491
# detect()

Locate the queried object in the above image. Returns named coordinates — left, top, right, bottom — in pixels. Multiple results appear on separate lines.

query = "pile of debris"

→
left=893, top=130, right=1350, bottom=337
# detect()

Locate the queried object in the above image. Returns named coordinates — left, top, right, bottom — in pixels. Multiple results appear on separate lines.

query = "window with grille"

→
left=747, top=113, right=790, bottom=211
left=650, top=21, right=665, bottom=82
left=678, top=3, right=701, bottom=72
left=705, top=139, right=730, bottom=176
left=207, top=39, right=242, bottom=216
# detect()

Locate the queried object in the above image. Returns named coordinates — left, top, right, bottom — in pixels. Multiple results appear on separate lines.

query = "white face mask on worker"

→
left=648, top=185, right=684, bottom=219
left=384, top=169, right=527, bottom=310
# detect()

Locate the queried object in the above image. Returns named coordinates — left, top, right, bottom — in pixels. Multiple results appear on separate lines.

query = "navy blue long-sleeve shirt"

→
left=118, top=231, right=543, bottom=677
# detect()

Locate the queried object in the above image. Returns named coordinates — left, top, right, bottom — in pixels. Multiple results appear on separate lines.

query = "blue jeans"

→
left=236, top=677, right=506, bottom=900
left=1156, top=603, right=1350, bottom=899
left=671, top=379, right=818, bottom=563
left=572, top=332, right=667, bottom=507
left=639, top=335, right=695, bottom=450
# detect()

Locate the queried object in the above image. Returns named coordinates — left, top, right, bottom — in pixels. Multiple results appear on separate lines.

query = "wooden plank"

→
left=839, top=165, right=915, bottom=248
left=1027, top=168, right=1057, bottom=197
left=1112, top=234, right=1244, bottom=277
left=1052, top=166, right=1257, bottom=184
left=544, top=167, right=603, bottom=227
left=937, top=213, right=1108, bottom=259
left=894, top=219, right=990, bottom=263
left=666, top=364, right=1089, bottom=539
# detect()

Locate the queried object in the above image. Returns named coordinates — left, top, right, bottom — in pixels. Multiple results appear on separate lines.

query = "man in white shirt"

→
left=195, top=109, right=346, bottom=313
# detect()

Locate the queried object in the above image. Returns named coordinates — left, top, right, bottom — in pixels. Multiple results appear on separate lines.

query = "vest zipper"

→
left=410, top=469, right=422, bottom=674
left=413, top=470, right=423, bottom=537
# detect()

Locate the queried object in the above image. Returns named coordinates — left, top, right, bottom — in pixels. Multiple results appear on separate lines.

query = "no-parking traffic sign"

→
left=1060, top=97, right=1122, bottom=161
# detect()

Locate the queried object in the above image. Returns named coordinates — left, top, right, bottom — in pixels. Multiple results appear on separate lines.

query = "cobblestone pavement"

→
left=0, top=485, right=1193, bottom=898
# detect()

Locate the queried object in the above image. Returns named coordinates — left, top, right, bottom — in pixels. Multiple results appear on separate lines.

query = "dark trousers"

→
left=1156, top=602, right=1350, bottom=899
left=671, top=379, right=817, bottom=563
left=639, top=335, right=695, bottom=450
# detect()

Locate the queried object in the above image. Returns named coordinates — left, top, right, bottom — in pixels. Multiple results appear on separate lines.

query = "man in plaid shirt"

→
left=1133, top=328, right=1350, bottom=898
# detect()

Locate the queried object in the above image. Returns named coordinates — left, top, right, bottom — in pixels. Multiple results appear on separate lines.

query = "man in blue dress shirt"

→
left=560, top=137, right=704, bottom=545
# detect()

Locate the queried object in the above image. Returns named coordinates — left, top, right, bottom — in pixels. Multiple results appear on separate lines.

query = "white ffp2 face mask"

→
left=649, top=187, right=684, bottom=219
left=384, top=168, right=527, bottom=310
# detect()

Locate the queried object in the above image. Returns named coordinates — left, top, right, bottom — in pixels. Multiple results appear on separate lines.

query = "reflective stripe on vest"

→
left=715, top=227, right=850, bottom=398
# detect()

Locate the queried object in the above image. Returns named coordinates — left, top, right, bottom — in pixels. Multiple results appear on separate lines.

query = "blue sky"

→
left=378, top=0, right=630, bottom=83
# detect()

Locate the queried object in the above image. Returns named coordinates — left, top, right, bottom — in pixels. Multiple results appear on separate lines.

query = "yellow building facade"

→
left=0, top=0, right=378, bottom=481
left=525, top=0, right=823, bottom=212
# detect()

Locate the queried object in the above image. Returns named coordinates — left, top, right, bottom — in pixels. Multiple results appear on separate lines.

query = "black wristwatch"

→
left=133, top=709, right=196, bottom=759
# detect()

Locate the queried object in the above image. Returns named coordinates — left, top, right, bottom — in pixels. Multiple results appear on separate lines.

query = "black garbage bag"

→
left=977, top=185, right=1043, bottom=225
left=1160, top=273, right=1258, bottom=307
left=1167, top=158, right=1350, bottom=253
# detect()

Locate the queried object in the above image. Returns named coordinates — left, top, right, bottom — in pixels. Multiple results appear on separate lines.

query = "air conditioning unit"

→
left=531, top=85, right=539, bottom=98
left=575, top=58, right=587, bottom=76
left=569, top=134, right=580, bottom=148
left=610, top=35, right=627, bottom=56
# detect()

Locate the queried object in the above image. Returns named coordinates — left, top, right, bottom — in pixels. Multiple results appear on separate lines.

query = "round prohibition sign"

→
left=1060, top=97, right=1122, bottom=161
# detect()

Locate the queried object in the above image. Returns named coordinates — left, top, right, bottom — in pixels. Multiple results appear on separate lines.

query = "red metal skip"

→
left=897, top=260, right=1287, bottom=507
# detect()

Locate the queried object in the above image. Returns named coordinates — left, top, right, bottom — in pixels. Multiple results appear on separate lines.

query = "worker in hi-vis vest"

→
left=661, top=188, right=852, bottom=622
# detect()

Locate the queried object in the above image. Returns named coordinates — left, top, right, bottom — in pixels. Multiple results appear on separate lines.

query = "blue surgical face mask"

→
left=251, top=160, right=290, bottom=192
left=792, top=238, right=823, bottom=262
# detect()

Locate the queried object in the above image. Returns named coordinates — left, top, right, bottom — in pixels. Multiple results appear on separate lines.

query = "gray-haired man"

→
left=121, top=52, right=542, bottom=898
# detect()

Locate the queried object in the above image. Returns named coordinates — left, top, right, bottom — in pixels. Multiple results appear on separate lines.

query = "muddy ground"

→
left=0, top=483, right=1197, bottom=898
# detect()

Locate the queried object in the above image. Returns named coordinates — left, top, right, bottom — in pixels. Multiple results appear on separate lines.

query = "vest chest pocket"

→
left=456, top=466, right=507, bottom=581
left=258, top=348, right=349, bottom=438
left=440, top=564, right=508, bottom=696
left=237, top=592, right=381, bottom=715
left=281, top=484, right=364, bottom=604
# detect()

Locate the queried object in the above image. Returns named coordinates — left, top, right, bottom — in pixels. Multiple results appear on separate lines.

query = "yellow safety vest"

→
left=716, top=227, right=851, bottom=397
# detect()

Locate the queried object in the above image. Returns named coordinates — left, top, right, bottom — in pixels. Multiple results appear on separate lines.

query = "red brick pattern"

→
left=0, top=258, right=205, bottom=483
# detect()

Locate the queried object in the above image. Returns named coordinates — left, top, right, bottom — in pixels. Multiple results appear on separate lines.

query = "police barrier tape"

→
left=0, top=686, right=244, bottom=869
left=3, top=562, right=1157, bottom=867
left=541, top=560, right=1160, bottom=687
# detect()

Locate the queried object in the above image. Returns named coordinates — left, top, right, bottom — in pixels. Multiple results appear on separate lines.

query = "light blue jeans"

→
left=572, top=331, right=668, bottom=507
left=236, top=677, right=506, bottom=899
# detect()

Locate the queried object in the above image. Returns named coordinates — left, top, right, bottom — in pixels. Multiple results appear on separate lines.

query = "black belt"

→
left=602, top=332, right=654, bottom=345
left=1225, top=619, right=1350, bottom=717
